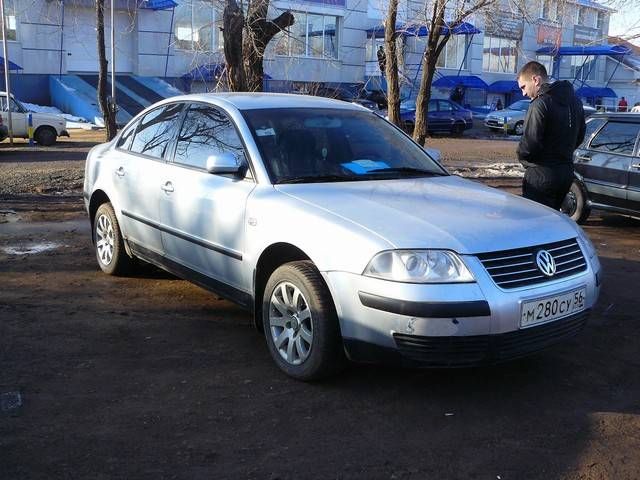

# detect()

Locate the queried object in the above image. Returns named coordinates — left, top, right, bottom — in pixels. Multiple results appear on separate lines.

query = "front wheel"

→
left=262, top=261, right=345, bottom=381
left=93, top=202, right=134, bottom=275
left=451, top=122, right=465, bottom=136
left=34, top=127, right=57, bottom=146
left=561, top=180, right=591, bottom=223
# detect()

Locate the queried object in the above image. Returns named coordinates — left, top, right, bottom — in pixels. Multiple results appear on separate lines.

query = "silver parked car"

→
left=484, top=100, right=531, bottom=135
left=84, top=93, right=601, bottom=380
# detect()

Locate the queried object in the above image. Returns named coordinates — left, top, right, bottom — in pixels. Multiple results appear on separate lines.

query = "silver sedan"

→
left=84, top=93, right=601, bottom=380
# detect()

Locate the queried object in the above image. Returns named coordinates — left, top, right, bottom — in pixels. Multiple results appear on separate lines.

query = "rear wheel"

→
left=262, top=261, right=345, bottom=381
left=561, top=180, right=591, bottom=223
left=94, top=202, right=133, bottom=275
left=513, top=121, right=524, bottom=136
left=34, top=126, right=57, bottom=146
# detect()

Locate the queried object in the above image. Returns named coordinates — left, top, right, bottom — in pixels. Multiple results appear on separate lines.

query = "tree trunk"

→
left=413, top=0, right=448, bottom=146
left=96, top=0, right=117, bottom=141
left=224, top=0, right=246, bottom=91
left=384, top=0, right=401, bottom=127
left=224, top=0, right=294, bottom=92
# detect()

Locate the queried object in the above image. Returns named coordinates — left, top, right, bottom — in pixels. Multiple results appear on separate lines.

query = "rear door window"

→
left=589, top=121, right=640, bottom=156
left=129, top=103, right=184, bottom=159
left=582, top=118, right=606, bottom=148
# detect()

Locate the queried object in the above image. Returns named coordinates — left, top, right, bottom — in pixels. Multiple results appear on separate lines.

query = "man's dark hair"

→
left=517, top=61, right=548, bottom=80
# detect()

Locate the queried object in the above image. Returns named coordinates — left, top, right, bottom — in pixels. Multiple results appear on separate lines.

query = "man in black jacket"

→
left=516, top=61, right=586, bottom=209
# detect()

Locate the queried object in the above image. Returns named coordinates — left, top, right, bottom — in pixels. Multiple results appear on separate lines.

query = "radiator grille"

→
left=477, top=238, right=587, bottom=289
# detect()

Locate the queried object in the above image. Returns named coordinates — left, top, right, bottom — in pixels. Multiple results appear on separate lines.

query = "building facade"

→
left=2, top=0, right=638, bottom=109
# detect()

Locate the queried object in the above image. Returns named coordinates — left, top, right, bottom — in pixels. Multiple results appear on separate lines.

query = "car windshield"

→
left=243, top=108, right=447, bottom=184
left=507, top=100, right=530, bottom=111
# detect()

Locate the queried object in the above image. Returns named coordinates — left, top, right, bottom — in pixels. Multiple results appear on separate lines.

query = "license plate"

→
left=520, top=287, right=586, bottom=328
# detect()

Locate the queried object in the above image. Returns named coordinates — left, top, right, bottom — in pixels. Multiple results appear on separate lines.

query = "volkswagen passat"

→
left=84, top=93, right=601, bottom=380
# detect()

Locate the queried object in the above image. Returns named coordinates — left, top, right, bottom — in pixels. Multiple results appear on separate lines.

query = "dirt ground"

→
left=1, top=131, right=640, bottom=479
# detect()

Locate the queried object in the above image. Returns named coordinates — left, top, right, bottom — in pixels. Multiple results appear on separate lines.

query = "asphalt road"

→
left=1, top=194, right=639, bottom=479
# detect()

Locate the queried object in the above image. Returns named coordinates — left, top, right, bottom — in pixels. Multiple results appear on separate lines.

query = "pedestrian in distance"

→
left=618, top=96, right=628, bottom=112
left=496, top=98, right=503, bottom=110
left=516, top=61, right=586, bottom=210
left=377, top=46, right=386, bottom=77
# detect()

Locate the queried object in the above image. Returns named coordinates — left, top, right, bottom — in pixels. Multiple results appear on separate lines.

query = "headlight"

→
left=363, top=250, right=475, bottom=283
left=577, top=228, right=597, bottom=259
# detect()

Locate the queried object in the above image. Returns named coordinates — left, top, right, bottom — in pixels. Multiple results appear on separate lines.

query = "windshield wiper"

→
left=277, top=174, right=360, bottom=184
left=365, top=167, right=446, bottom=177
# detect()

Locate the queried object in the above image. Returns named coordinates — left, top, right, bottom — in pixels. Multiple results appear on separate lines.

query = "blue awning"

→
left=488, top=80, right=519, bottom=93
left=536, top=45, right=631, bottom=56
left=139, top=0, right=178, bottom=9
left=0, top=56, right=22, bottom=71
left=366, top=22, right=480, bottom=39
left=575, top=86, right=617, bottom=98
left=182, top=64, right=225, bottom=82
left=433, top=75, right=488, bottom=89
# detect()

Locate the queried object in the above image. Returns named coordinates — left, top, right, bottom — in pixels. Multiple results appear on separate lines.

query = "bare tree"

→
left=412, top=0, right=496, bottom=146
left=96, top=0, right=117, bottom=141
left=384, top=0, right=402, bottom=126
left=223, top=0, right=294, bottom=92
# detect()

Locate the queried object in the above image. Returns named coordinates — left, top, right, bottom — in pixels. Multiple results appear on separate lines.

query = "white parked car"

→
left=0, top=92, right=69, bottom=145
left=84, top=93, right=601, bottom=380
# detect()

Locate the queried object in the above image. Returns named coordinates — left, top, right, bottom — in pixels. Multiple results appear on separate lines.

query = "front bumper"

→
left=324, top=253, right=601, bottom=367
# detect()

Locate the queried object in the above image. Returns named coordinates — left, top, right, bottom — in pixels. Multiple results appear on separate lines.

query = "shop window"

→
left=571, top=55, right=596, bottom=81
left=596, top=11, right=605, bottom=30
left=536, top=54, right=554, bottom=76
left=174, top=0, right=222, bottom=52
left=482, top=35, right=518, bottom=73
left=274, top=12, right=338, bottom=59
left=435, top=36, right=469, bottom=70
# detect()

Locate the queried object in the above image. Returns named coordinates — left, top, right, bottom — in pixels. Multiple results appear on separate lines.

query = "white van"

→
left=0, top=92, right=69, bottom=146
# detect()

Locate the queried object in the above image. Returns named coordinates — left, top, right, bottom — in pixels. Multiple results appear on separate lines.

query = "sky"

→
left=608, top=5, right=640, bottom=46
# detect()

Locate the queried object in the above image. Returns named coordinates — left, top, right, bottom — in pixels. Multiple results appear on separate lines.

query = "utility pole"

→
left=0, top=0, right=14, bottom=145
left=110, top=0, right=116, bottom=117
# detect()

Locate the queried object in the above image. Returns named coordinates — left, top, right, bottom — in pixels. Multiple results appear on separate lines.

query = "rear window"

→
left=130, top=103, right=183, bottom=159
left=589, top=121, right=640, bottom=155
left=580, top=118, right=606, bottom=149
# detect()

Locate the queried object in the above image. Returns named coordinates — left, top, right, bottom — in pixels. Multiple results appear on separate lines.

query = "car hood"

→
left=487, top=108, right=524, bottom=118
left=275, top=175, right=578, bottom=254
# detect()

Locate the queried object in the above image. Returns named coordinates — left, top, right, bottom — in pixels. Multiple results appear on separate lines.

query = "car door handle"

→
left=160, top=181, right=174, bottom=193
left=632, top=163, right=640, bottom=169
left=115, top=166, right=125, bottom=177
left=575, top=155, right=592, bottom=163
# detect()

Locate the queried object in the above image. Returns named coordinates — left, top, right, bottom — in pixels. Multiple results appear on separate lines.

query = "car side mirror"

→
left=205, top=152, right=243, bottom=175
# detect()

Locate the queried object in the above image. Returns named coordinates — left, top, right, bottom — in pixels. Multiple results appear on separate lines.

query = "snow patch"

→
left=451, top=163, right=524, bottom=178
left=3, top=242, right=61, bottom=255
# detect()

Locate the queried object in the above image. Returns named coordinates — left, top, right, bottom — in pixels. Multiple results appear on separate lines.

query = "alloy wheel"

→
left=95, top=213, right=115, bottom=266
left=269, top=281, right=314, bottom=365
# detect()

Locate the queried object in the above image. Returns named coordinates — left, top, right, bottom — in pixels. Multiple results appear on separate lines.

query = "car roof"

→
left=588, top=112, right=640, bottom=122
left=164, top=92, right=365, bottom=111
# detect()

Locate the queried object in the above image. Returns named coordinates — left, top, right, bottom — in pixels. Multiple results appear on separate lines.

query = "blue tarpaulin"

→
left=488, top=80, right=519, bottom=93
left=576, top=86, right=617, bottom=98
left=139, top=0, right=178, bottom=9
left=366, top=22, right=480, bottom=39
left=536, top=45, right=631, bottom=56
left=433, top=75, right=488, bottom=89
left=0, top=56, right=22, bottom=71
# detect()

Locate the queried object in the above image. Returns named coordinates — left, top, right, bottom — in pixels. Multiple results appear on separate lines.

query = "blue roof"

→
left=488, top=80, right=519, bottom=93
left=433, top=75, right=488, bottom=89
left=536, top=45, right=631, bottom=56
left=182, top=64, right=225, bottom=82
left=366, top=22, right=480, bottom=39
left=139, top=0, right=178, bottom=9
left=575, top=86, right=617, bottom=98
left=0, top=56, right=22, bottom=71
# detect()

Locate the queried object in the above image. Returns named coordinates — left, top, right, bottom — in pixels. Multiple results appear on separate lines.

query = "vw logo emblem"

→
left=536, top=250, right=556, bottom=277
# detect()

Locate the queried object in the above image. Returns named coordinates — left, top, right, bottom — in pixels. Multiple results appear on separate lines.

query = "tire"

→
left=513, top=121, right=524, bottom=136
left=561, top=180, right=591, bottom=224
left=262, top=261, right=345, bottom=381
left=451, top=122, right=465, bottom=136
left=34, top=126, right=57, bottom=146
left=93, top=202, right=133, bottom=275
